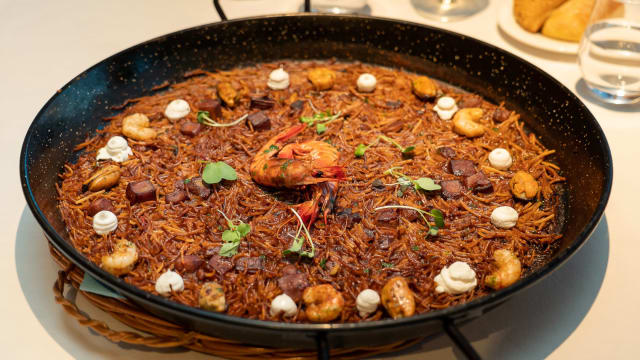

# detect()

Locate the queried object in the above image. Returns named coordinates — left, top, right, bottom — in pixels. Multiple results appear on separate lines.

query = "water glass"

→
left=578, top=0, right=640, bottom=104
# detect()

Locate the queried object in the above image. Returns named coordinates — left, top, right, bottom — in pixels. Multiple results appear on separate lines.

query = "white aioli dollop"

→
left=356, top=73, right=377, bottom=93
left=488, top=148, right=513, bottom=170
left=92, top=210, right=118, bottom=235
left=155, top=270, right=184, bottom=296
left=269, top=294, right=297, bottom=317
left=164, top=99, right=191, bottom=120
left=434, top=261, right=477, bottom=294
left=433, top=96, right=459, bottom=120
left=356, top=289, right=380, bottom=317
left=490, top=206, right=519, bottom=229
left=267, top=67, right=290, bottom=90
left=96, top=136, right=133, bottom=162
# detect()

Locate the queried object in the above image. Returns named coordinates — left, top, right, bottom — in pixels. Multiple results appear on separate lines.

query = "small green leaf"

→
left=354, top=144, right=367, bottom=157
left=264, top=145, right=279, bottom=154
left=237, top=223, right=251, bottom=237
left=316, top=123, right=327, bottom=134
left=183, top=178, right=191, bottom=184
left=284, top=236, right=305, bottom=254
left=414, top=177, right=442, bottom=191
left=430, top=209, right=445, bottom=228
left=429, top=227, right=439, bottom=236
left=364, top=268, right=370, bottom=274
left=221, top=230, right=240, bottom=242
left=300, top=116, right=314, bottom=124
left=412, top=245, right=420, bottom=251
left=219, top=241, right=240, bottom=257
left=319, top=258, right=327, bottom=269
left=202, top=161, right=237, bottom=184
left=197, top=111, right=210, bottom=124
left=381, top=261, right=395, bottom=268
left=402, top=146, right=415, bottom=154
left=280, top=159, right=293, bottom=171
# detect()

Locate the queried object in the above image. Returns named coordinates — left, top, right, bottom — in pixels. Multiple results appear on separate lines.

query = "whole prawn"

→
left=249, top=124, right=345, bottom=226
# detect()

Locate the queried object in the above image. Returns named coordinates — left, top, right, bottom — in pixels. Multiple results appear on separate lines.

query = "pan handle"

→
left=443, top=319, right=482, bottom=360
left=315, top=332, right=330, bottom=360
left=213, top=0, right=311, bottom=21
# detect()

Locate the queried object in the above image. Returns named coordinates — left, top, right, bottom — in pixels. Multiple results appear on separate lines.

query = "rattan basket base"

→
left=50, top=244, right=424, bottom=359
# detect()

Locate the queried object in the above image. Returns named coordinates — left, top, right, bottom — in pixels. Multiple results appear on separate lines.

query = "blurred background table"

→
left=2, top=0, right=638, bottom=359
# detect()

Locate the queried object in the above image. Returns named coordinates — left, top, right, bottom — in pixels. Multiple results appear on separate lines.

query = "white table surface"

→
left=2, top=0, right=639, bottom=359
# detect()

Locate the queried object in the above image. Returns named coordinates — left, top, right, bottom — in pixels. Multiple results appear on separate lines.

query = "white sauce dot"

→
left=155, top=270, right=184, bottom=296
left=490, top=206, right=519, bottom=229
left=96, top=136, right=132, bottom=162
left=164, top=99, right=191, bottom=120
left=92, top=210, right=118, bottom=235
left=433, top=96, right=459, bottom=120
left=269, top=293, right=297, bottom=317
left=488, top=148, right=513, bottom=170
left=356, top=289, right=380, bottom=317
left=268, top=67, right=290, bottom=90
left=434, top=261, right=477, bottom=294
left=356, top=73, right=377, bottom=93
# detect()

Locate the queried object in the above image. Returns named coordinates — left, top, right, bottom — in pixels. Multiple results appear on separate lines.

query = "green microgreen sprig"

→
left=354, top=135, right=415, bottom=158
left=217, top=210, right=251, bottom=257
left=197, top=111, right=248, bottom=127
left=282, top=208, right=315, bottom=258
left=384, top=167, right=442, bottom=192
left=202, top=161, right=237, bottom=184
left=299, top=105, right=343, bottom=135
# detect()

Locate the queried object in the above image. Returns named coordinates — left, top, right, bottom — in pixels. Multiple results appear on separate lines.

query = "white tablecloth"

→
left=2, top=0, right=638, bottom=358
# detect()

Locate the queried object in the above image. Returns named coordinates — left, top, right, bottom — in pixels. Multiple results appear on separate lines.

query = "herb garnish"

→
left=384, top=167, right=442, bottom=192
left=354, top=135, right=415, bottom=158
left=282, top=208, right=315, bottom=258
left=319, top=258, right=327, bottom=269
left=217, top=210, right=251, bottom=257
left=202, top=161, right=237, bottom=184
left=197, top=111, right=248, bottom=127
left=300, top=107, right=342, bottom=135
left=381, top=261, right=395, bottom=268
left=374, top=205, right=444, bottom=236
left=264, top=145, right=279, bottom=154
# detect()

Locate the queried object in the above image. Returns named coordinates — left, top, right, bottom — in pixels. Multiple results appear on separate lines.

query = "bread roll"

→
left=542, top=0, right=595, bottom=42
left=514, top=0, right=568, bottom=32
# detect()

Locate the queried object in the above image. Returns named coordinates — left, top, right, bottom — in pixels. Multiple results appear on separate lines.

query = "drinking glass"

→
left=578, top=0, right=640, bottom=104
left=310, top=0, right=369, bottom=14
left=411, top=0, right=488, bottom=22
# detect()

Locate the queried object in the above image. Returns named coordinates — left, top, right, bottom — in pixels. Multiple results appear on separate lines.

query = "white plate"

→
left=498, top=0, right=579, bottom=55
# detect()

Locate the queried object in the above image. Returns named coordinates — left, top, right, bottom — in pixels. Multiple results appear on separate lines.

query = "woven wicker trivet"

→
left=50, top=244, right=424, bottom=359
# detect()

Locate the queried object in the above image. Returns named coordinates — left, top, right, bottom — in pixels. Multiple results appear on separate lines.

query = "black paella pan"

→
left=19, top=0, right=612, bottom=358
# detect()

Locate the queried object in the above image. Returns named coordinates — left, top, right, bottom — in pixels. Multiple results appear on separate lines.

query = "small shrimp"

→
left=302, top=284, right=344, bottom=322
left=250, top=124, right=345, bottom=225
left=510, top=171, right=539, bottom=200
left=101, top=239, right=138, bottom=276
left=485, top=249, right=522, bottom=290
left=452, top=108, right=485, bottom=138
left=381, top=277, right=415, bottom=319
left=122, top=113, right=156, bottom=141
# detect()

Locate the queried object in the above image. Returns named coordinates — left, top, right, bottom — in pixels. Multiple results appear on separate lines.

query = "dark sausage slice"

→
left=235, top=257, right=264, bottom=273
left=449, top=160, right=477, bottom=176
left=87, top=198, right=115, bottom=217
left=208, top=254, right=234, bottom=275
left=197, top=98, right=222, bottom=118
left=290, top=100, right=304, bottom=112
left=385, top=100, right=403, bottom=109
left=493, top=107, right=511, bottom=123
left=441, top=180, right=464, bottom=199
left=458, top=94, right=483, bottom=108
left=436, top=146, right=456, bottom=159
left=277, top=272, right=309, bottom=301
left=180, top=121, right=201, bottom=136
left=250, top=95, right=275, bottom=110
left=247, top=111, right=271, bottom=131
left=336, top=208, right=362, bottom=229
left=126, top=180, right=156, bottom=204
left=175, top=255, right=204, bottom=273
left=186, top=177, right=211, bottom=198
left=464, top=172, right=493, bottom=193
left=281, top=264, right=298, bottom=276
left=165, top=190, right=186, bottom=204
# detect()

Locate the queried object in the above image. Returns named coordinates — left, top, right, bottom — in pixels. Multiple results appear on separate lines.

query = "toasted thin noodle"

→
left=57, top=61, right=565, bottom=323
